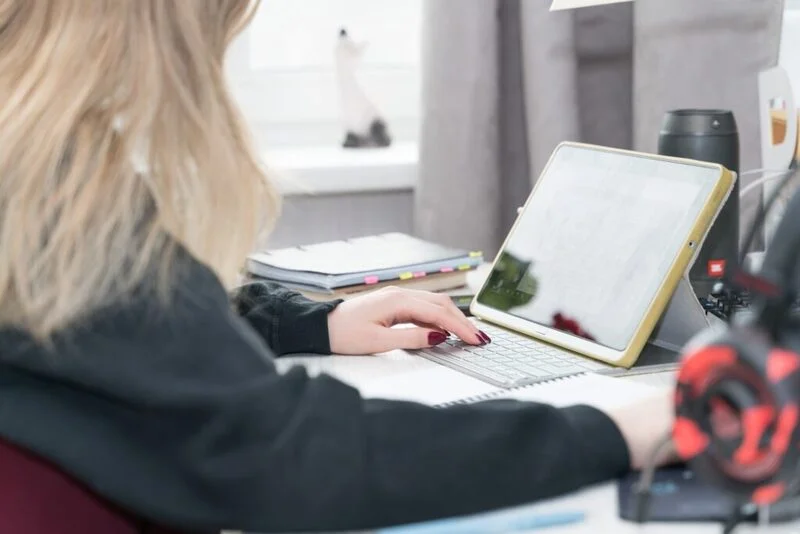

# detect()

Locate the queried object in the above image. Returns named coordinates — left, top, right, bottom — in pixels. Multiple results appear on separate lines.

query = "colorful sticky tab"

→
left=457, top=264, right=471, bottom=271
left=364, top=275, right=380, bottom=285
left=413, top=272, right=426, bottom=278
left=440, top=266, right=454, bottom=273
left=399, top=272, right=414, bottom=280
left=469, top=251, right=483, bottom=258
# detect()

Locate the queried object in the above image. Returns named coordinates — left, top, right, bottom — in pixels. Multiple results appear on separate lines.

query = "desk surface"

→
left=277, top=351, right=798, bottom=533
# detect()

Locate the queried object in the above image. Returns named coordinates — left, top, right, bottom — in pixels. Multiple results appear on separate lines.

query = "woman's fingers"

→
left=378, top=325, right=451, bottom=351
left=389, top=294, right=485, bottom=345
left=399, top=290, right=489, bottom=344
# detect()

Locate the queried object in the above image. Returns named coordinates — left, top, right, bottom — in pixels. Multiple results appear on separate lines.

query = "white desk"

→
left=277, top=351, right=799, bottom=533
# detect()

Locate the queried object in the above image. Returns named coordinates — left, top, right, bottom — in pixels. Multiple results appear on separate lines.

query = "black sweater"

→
left=0, top=253, right=629, bottom=533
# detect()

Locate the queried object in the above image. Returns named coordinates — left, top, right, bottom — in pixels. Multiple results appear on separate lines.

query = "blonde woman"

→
left=0, top=1, right=674, bottom=532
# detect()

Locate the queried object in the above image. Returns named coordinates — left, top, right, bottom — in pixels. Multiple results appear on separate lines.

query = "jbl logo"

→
left=707, top=260, right=726, bottom=277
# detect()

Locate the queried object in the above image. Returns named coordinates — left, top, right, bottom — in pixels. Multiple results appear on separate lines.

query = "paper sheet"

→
left=478, top=373, right=661, bottom=411
left=276, top=350, right=497, bottom=405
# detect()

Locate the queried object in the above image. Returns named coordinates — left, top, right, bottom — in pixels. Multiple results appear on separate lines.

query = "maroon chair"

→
left=0, top=438, right=183, bottom=534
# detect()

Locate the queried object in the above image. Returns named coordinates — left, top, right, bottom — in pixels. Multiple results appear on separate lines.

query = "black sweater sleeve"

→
left=0, top=261, right=630, bottom=533
left=231, top=281, right=342, bottom=356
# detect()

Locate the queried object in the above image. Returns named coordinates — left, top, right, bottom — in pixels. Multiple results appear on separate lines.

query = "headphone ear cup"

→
left=673, top=340, right=739, bottom=461
left=674, top=325, right=800, bottom=505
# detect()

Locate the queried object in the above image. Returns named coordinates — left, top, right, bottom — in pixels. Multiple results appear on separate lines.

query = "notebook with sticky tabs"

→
left=247, top=233, right=483, bottom=291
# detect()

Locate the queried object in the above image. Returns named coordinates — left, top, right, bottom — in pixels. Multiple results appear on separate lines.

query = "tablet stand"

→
left=605, top=275, right=717, bottom=376
left=650, top=275, right=715, bottom=352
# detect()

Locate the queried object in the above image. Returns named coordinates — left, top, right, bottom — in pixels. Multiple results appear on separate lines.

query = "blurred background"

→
left=227, top=0, right=787, bottom=256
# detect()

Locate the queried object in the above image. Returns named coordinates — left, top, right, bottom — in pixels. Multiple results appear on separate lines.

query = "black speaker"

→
left=658, top=109, right=740, bottom=297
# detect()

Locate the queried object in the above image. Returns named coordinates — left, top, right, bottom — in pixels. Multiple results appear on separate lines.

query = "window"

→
left=227, top=0, right=423, bottom=151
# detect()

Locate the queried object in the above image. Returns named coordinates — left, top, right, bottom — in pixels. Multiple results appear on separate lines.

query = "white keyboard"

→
left=418, top=323, right=609, bottom=388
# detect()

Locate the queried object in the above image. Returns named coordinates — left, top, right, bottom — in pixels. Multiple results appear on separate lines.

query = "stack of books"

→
left=247, top=233, right=483, bottom=301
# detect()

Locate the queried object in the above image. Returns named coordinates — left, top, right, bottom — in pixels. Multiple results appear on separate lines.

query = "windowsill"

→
left=264, top=142, right=419, bottom=196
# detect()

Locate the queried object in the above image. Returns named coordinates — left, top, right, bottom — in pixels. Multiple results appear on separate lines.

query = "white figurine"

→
left=334, top=28, right=391, bottom=148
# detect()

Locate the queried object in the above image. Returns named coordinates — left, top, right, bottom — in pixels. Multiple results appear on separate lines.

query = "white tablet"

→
left=471, top=142, right=735, bottom=367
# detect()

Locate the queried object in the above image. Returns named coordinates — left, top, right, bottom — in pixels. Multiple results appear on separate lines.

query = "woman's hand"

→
left=327, top=287, right=490, bottom=355
left=601, top=387, right=676, bottom=469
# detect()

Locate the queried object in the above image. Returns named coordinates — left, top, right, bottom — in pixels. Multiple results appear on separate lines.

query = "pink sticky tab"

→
left=413, top=272, right=426, bottom=278
left=364, top=275, right=379, bottom=285
left=440, top=267, right=454, bottom=273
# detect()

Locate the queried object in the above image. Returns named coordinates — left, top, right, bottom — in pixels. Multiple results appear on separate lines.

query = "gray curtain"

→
left=415, top=0, right=785, bottom=257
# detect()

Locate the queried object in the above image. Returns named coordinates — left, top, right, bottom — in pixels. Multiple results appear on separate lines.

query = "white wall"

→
left=228, top=0, right=422, bottom=148
left=266, top=191, right=414, bottom=248
left=226, top=0, right=422, bottom=248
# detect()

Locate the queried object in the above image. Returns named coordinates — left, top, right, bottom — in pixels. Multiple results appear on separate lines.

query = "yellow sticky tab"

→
left=399, top=272, right=413, bottom=280
left=458, top=264, right=471, bottom=271
left=469, top=251, right=483, bottom=258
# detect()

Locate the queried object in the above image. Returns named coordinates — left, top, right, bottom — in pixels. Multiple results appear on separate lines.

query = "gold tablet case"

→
left=471, top=141, right=736, bottom=369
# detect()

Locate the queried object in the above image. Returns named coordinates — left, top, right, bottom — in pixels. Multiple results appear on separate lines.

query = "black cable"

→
left=760, top=175, right=800, bottom=295
left=721, top=506, right=745, bottom=534
left=721, top=164, right=799, bottom=331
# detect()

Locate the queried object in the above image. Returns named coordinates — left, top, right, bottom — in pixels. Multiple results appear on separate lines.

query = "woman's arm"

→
left=5, top=343, right=630, bottom=533
left=231, top=280, right=342, bottom=356
left=8, top=328, right=631, bottom=534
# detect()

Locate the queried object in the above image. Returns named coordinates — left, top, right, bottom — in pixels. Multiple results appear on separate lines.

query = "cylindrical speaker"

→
left=658, top=109, right=740, bottom=297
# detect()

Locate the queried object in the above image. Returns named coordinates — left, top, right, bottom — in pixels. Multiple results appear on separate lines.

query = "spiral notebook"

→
left=434, top=373, right=660, bottom=409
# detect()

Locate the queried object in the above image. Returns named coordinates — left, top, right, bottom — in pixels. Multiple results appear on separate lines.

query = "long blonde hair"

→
left=0, top=0, right=278, bottom=338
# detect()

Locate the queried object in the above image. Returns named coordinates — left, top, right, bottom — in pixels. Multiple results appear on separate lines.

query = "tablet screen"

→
left=475, top=144, right=720, bottom=351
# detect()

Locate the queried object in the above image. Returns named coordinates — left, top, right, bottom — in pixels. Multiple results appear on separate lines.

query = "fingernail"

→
left=478, top=330, right=491, bottom=344
left=428, top=332, right=447, bottom=346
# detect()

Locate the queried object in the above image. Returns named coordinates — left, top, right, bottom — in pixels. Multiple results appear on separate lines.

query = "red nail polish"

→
left=428, top=332, right=447, bottom=346
left=479, top=330, right=491, bottom=343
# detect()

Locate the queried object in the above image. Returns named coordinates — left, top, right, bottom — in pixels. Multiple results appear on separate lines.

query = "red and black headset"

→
left=673, top=166, right=800, bottom=507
